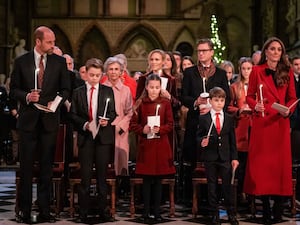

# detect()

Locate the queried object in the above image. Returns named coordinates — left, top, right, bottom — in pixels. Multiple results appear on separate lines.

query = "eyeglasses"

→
left=197, top=49, right=212, bottom=53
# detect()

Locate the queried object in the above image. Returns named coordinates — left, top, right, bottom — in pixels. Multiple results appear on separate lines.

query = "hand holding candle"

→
left=259, top=84, right=264, bottom=117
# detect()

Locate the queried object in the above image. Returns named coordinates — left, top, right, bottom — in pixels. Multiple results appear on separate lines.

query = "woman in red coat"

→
left=244, top=37, right=297, bottom=224
left=130, top=74, right=175, bottom=222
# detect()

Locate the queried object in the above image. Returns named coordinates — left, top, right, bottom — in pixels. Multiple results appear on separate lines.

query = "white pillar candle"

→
left=103, top=98, right=110, bottom=118
left=34, top=68, right=40, bottom=90
left=202, top=77, right=206, bottom=93
left=259, top=84, right=264, bottom=117
left=155, top=104, right=160, bottom=117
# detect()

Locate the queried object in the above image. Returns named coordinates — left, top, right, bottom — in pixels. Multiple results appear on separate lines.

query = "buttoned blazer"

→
left=197, top=112, right=238, bottom=162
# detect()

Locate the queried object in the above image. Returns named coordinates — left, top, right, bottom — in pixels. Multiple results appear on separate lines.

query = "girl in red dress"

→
left=130, top=74, right=175, bottom=222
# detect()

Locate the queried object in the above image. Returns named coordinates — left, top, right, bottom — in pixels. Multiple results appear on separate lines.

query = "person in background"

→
left=79, top=65, right=87, bottom=81
left=133, top=71, right=142, bottom=82
left=103, top=56, right=133, bottom=176
left=251, top=50, right=261, bottom=65
left=220, top=60, right=236, bottom=85
left=181, top=56, right=194, bottom=71
left=227, top=57, right=253, bottom=204
left=290, top=56, right=300, bottom=201
left=244, top=37, right=297, bottom=224
left=181, top=38, right=230, bottom=206
left=130, top=74, right=175, bottom=222
left=70, top=58, right=116, bottom=223
left=198, top=87, right=239, bottom=225
left=10, top=26, right=70, bottom=223
left=135, top=49, right=178, bottom=106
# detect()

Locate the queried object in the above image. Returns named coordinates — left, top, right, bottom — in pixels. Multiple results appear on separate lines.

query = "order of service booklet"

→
left=34, top=95, right=63, bottom=113
left=271, top=98, right=300, bottom=114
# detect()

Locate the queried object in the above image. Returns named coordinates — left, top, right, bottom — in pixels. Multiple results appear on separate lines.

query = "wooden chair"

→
left=15, top=124, right=66, bottom=216
left=129, top=169, right=175, bottom=218
left=192, top=162, right=238, bottom=218
left=68, top=131, right=116, bottom=218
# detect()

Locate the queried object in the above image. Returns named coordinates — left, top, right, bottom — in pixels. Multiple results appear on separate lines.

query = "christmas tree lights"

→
left=210, top=14, right=226, bottom=64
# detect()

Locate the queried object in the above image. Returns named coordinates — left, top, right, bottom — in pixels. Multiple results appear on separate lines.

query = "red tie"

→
left=38, top=55, right=44, bottom=88
left=89, top=86, right=95, bottom=122
left=215, top=112, right=221, bottom=134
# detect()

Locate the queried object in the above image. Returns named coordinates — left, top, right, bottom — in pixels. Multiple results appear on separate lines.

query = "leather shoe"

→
left=75, top=213, right=87, bottom=223
left=37, top=213, right=56, bottom=223
left=100, top=213, right=114, bottom=222
left=210, top=215, right=221, bottom=225
left=263, top=217, right=272, bottom=225
left=228, top=215, right=239, bottom=225
left=16, top=211, right=31, bottom=224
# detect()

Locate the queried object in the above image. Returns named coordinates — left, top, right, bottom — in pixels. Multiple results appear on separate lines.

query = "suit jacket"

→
left=10, top=51, right=70, bottom=132
left=197, top=112, right=238, bottom=162
left=71, top=84, right=117, bottom=147
left=181, top=65, right=230, bottom=163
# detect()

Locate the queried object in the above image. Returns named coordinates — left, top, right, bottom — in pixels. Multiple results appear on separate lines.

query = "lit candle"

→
left=103, top=98, right=110, bottom=118
left=202, top=77, right=206, bottom=93
left=155, top=104, right=160, bottom=117
left=34, top=68, right=40, bottom=90
left=259, top=84, right=264, bottom=117
left=244, top=84, right=248, bottom=96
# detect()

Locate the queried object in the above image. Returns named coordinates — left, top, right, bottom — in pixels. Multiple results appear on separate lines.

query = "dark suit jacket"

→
left=181, top=65, right=230, bottom=163
left=71, top=84, right=117, bottom=147
left=197, top=112, right=238, bottom=162
left=10, top=51, right=70, bottom=132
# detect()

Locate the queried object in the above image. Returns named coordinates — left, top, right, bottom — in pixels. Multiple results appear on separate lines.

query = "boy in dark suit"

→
left=70, top=58, right=116, bottom=223
left=198, top=87, right=239, bottom=225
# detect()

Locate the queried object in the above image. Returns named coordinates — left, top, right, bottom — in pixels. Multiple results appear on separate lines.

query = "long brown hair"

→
left=133, top=73, right=161, bottom=114
left=235, top=57, right=253, bottom=99
left=259, top=37, right=290, bottom=86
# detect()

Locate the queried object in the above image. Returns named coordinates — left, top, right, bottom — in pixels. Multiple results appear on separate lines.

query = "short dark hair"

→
left=146, top=73, right=161, bottom=86
left=209, top=87, right=226, bottom=99
left=85, top=58, right=103, bottom=71
left=196, top=38, right=214, bottom=50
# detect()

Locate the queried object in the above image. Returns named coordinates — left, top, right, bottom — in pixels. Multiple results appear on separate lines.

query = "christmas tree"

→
left=210, top=14, right=226, bottom=64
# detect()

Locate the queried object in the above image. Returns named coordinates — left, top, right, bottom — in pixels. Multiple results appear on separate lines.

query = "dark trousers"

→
left=78, top=136, right=112, bottom=215
left=261, top=195, right=283, bottom=219
left=142, top=176, right=162, bottom=217
left=204, top=161, right=235, bottom=215
left=18, top=128, right=57, bottom=215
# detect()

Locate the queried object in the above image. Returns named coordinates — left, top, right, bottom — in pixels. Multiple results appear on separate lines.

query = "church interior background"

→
left=1, top=0, right=300, bottom=77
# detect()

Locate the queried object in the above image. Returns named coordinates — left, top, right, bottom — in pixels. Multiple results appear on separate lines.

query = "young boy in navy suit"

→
left=198, top=87, right=239, bottom=225
left=71, top=58, right=116, bottom=223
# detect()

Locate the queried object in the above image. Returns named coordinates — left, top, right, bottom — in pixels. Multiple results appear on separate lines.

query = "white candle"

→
left=244, top=84, right=248, bottom=96
left=34, top=68, right=40, bottom=90
left=103, top=98, right=110, bottom=118
left=202, top=77, right=206, bottom=93
left=207, top=120, right=214, bottom=137
left=155, top=104, right=160, bottom=116
left=259, top=84, right=264, bottom=117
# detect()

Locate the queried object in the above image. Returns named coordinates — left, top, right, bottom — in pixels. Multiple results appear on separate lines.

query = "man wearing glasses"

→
left=180, top=38, right=230, bottom=217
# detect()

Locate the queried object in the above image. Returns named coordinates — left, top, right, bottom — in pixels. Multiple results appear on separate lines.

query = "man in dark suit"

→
left=70, top=58, right=116, bottom=223
left=181, top=38, right=230, bottom=204
left=10, top=26, right=70, bottom=223
left=198, top=87, right=239, bottom=225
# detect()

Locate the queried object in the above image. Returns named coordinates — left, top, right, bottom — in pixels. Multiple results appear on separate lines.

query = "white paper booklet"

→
left=89, top=120, right=100, bottom=139
left=160, top=77, right=168, bottom=90
left=147, top=115, right=160, bottom=139
left=34, top=95, right=63, bottom=113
